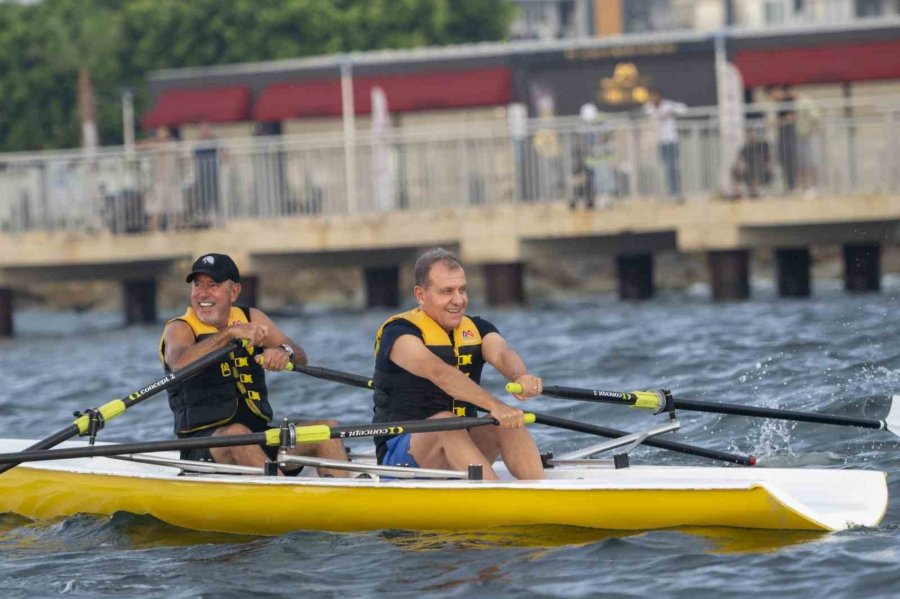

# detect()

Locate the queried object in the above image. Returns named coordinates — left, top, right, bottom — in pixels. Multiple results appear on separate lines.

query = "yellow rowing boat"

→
left=0, top=439, right=886, bottom=536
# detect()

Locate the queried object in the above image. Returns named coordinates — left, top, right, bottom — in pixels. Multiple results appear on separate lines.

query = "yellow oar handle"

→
left=254, top=358, right=296, bottom=371
left=523, top=412, right=536, bottom=425
left=630, top=391, right=665, bottom=410
left=292, top=424, right=331, bottom=444
left=73, top=399, right=127, bottom=435
left=506, top=382, right=525, bottom=395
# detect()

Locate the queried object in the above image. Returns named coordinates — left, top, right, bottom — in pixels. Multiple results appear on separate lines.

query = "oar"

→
left=285, top=363, right=372, bottom=388
left=0, top=415, right=528, bottom=465
left=288, top=365, right=755, bottom=465
left=0, top=340, right=245, bottom=475
left=506, top=383, right=900, bottom=436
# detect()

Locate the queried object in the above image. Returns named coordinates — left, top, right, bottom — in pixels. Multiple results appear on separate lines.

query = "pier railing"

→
left=0, top=98, right=898, bottom=235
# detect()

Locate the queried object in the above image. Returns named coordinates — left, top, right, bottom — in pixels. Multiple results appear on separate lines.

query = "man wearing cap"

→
left=160, top=253, right=349, bottom=476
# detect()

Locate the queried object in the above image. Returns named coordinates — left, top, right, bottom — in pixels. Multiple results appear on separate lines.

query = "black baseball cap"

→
left=186, top=253, right=241, bottom=283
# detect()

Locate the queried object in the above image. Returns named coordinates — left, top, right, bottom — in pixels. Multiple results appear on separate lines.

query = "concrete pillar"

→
left=708, top=250, right=750, bottom=301
left=776, top=248, right=811, bottom=298
left=0, top=288, right=12, bottom=337
left=616, top=253, right=654, bottom=300
left=484, top=262, right=525, bottom=306
left=364, top=266, right=400, bottom=308
left=240, top=275, right=259, bottom=308
left=843, top=243, right=880, bottom=292
left=122, top=279, right=157, bottom=324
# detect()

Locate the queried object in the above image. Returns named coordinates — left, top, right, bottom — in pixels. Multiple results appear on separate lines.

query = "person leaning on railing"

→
left=643, top=88, right=687, bottom=202
left=730, top=115, right=773, bottom=199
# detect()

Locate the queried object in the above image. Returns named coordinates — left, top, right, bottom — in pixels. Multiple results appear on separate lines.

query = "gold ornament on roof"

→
left=600, top=63, right=650, bottom=106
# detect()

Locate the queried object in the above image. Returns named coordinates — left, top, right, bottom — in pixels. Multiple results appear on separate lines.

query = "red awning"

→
left=254, top=80, right=343, bottom=121
left=253, top=67, right=511, bottom=121
left=142, top=86, right=251, bottom=129
left=734, top=40, right=900, bottom=87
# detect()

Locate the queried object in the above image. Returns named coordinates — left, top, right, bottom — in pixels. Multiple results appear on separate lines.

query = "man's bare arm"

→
left=389, top=334, right=523, bottom=428
left=163, top=320, right=265, bottom=370
left=481, top=332, right=542, bottom=400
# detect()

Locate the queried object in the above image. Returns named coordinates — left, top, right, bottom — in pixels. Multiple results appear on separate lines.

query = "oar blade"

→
left=884, top=395, right=900, bottom=436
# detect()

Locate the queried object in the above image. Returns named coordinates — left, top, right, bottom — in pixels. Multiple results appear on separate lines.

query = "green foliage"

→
left=0, top=0, right=515, bottom=152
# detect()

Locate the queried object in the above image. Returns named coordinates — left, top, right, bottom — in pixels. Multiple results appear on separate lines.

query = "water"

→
left=2, top=288, right=900, bottom=598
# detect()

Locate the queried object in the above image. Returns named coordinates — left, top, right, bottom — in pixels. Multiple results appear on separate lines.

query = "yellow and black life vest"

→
left=159, top=306, right=272, bottom=435
left=372, top=308, right=487, bottom=447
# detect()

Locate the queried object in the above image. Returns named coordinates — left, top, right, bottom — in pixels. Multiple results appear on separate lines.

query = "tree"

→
left=0, top=0, right=516, bottom=151
left=40, top=0, right=123, bottom=151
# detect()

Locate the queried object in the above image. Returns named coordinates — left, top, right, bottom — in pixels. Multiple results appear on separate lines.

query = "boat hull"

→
left=0, top=440, right=887, bottom=536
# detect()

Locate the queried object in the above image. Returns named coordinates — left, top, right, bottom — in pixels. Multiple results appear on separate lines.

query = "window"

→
left=624, top=0, right=676, bottom=33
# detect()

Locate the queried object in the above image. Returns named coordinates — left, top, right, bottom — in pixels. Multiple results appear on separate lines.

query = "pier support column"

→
left=843, top=243, right=880, bottom=292
left=122, top=280, right=157, bottom=324
left=0, top=288, right=12, bottom=337
left=240, top=275, right=259, bottom=308
left=616, top=253, right=654, bottom=300
left=776, top=248, right=811, bottom=298
left=484, top=262, right=525, bottom=306
left=708, top=250, right=750, bottom=301
left=364, top=266, right=400, bottom=308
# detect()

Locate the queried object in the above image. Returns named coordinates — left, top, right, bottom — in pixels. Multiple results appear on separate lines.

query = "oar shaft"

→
left=673, top=398, right=884, bottom=430
left=509, top=384, right=665, bottom=412
left=288, top=363, right=373, bottom=389
left=0, top=415, right=530, bottom=464
left=326, top=416, right=513, bottom=441
left=0, top=340, right=244, bottom=475
left=0, top=432, right=269, bottom=465
left=539, top=385, right=886, bottom=431
left=529, top=410, right=755, bottom=466
left=121, top=340, right=244, bottom=410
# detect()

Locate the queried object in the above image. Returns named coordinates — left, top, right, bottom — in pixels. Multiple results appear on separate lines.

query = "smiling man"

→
left=160, top=253, right=348, bottom=476
left=371, top=247, right=545, bottom=480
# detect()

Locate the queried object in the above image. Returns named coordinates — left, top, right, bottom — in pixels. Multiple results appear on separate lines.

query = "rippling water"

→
left=2, top=286, right=900, bottom=598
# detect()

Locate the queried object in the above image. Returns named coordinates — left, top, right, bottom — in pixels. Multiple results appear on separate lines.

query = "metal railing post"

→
left=341, top=58, right=358, bottom=216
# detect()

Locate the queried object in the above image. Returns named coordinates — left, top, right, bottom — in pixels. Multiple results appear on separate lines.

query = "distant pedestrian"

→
left=768, top=86, right=799, bottom=193
left=644, top=89, right=686, bottom=202
left=146, top=127, right=182, bottom=231
left=730, top=121, right=772, bottom=199
left=572, top=103, right=615, bottom=210
left=191, top=121, right=221, bottom=227
left=792, top=86, right=822, bottom=196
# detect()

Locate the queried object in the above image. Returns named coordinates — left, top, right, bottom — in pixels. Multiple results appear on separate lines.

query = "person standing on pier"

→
left=644, top=88, right=687, bottom=202
left=160, top=253, right=349, bottom=476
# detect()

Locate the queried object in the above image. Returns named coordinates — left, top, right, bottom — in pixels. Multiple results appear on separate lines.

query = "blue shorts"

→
left=382, top=434, right=419, bottom=468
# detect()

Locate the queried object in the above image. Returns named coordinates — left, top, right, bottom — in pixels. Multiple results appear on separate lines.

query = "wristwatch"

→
left=279, top=344, right=294, bottom=359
